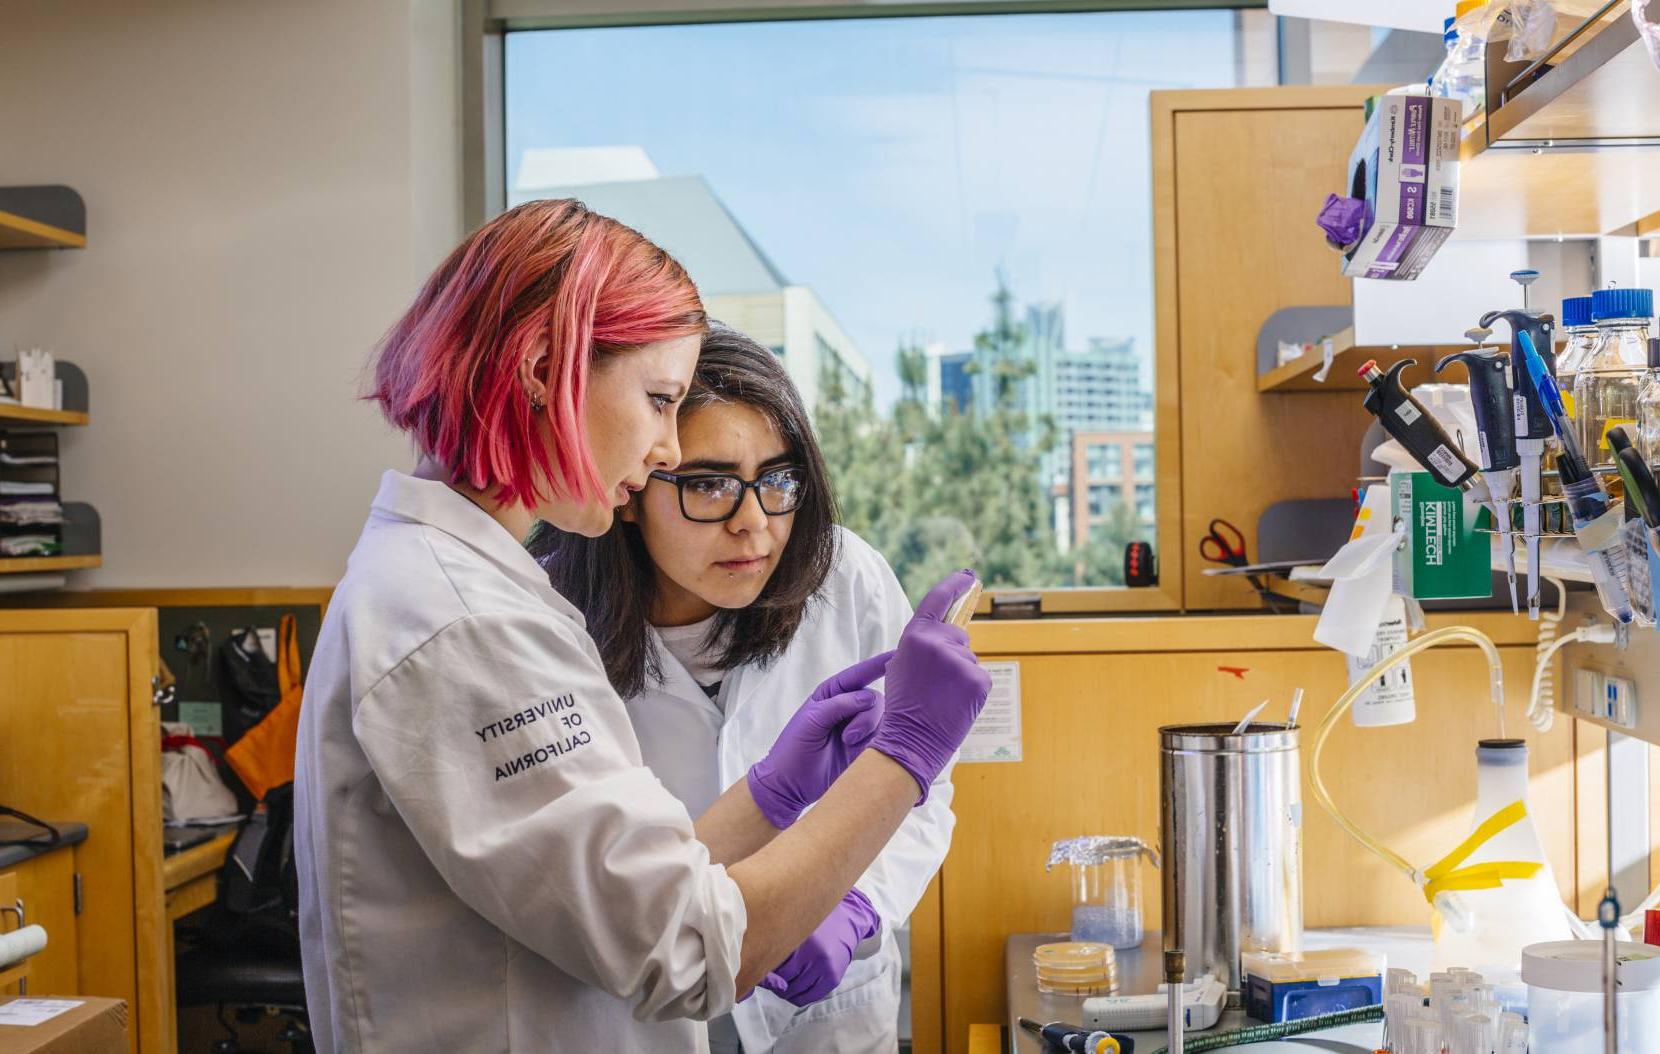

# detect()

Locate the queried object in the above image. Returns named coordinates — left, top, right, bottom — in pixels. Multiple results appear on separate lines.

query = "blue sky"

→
left=506, top=11, right=1244, bottom=406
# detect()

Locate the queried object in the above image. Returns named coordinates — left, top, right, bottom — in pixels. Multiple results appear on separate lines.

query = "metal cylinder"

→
left=1160, top=722, right=1303, bottom=991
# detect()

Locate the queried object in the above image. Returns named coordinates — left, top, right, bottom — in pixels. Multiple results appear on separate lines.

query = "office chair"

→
left=175, top=783, right=311, bottom=1054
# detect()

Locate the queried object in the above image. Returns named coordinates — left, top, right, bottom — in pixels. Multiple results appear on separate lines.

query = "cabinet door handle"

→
left=1, top=898, right=24, bottom=995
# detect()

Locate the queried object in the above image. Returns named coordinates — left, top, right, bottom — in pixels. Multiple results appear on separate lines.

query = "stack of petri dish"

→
left=1033, top=941, right=1119, bottom=996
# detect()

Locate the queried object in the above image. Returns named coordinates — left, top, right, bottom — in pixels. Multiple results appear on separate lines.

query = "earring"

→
left=529, top=392, right=546, bottom=413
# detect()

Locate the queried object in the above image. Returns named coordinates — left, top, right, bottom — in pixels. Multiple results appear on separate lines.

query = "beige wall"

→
left=0, top=0, right=464, bottom=587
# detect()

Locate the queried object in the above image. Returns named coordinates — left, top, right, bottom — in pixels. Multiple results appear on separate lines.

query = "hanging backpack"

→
left=224, top=614, right=304, bottom=802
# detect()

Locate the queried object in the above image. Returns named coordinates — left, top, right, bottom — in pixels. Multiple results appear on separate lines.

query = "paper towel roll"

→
left=0, top=924, right=47, bottom=968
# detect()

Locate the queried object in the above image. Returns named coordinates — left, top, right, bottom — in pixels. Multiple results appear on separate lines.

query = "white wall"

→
left=0, top=0, right=463, bottom=587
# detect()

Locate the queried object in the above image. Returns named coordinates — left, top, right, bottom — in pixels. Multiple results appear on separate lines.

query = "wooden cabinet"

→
left=1150, top=85, right=1383, bottom=612
left=0, top=849, right=81, bottom=997
left=0, top=609, right=166, bottom=1054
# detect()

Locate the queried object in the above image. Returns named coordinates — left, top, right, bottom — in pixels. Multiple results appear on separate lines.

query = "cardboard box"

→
left=0, top=997, right=127, bottom=1053
left=1341, top=94, right=1462, bottom=281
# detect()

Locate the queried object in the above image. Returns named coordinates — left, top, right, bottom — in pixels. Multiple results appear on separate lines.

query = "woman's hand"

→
left=756, top=888, right=881, bottom=1007
left=745, top=652, right=892, bottom=829
left=869, top=569, right=991, bottom=802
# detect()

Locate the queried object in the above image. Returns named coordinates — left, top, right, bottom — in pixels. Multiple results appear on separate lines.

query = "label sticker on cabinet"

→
left=960, top=661, right=1022, bottom=763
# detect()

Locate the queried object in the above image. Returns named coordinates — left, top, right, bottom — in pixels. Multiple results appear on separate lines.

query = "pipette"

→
left=1231, top=700, right=1268, bottom=735
left=1482, top=308, right=1559, bottom=620
left=1516, top=330, right=1633, bottom=623
left=1285, top=687, right=1304, bottom=730
left=1356, top=359, right=1481, bottom=490
left=1016, top=1018, right=1131, bottom=1053
left=1438, top=335, right=1521, bottom=612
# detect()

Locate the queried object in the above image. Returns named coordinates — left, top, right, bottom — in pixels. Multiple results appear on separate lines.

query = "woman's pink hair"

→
left=369, top=199, right=706, bottom=509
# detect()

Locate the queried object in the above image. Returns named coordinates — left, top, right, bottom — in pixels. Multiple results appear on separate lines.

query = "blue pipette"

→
left=1515, top=330, right=1590, bottom=481
left=1517, top=330, right=1633, bottom=622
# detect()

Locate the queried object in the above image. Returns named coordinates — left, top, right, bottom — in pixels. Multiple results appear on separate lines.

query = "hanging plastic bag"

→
left=1500, top=0, right=1558, bottom=62
left=1637, top=0, right=1660, bottom=71
left=161, top=733, right=240, bottom=822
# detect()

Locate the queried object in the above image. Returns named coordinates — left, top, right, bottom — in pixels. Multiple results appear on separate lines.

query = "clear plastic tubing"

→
left=1560, top=475, right=1635, bottom=624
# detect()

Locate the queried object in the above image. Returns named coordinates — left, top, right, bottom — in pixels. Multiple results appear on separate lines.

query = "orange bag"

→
left=224, top=614, right=303, bottom=802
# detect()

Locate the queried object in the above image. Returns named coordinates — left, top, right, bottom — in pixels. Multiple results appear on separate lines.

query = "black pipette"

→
left=1437, top=343, right=1521, bottom=611
left=1357, top=359, right=1480, bottom=490
left=1482, top=308, right=1558, bottom=620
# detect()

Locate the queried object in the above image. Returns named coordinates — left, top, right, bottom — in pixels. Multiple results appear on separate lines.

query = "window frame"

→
left=470, top=1, right=1249, bottom=614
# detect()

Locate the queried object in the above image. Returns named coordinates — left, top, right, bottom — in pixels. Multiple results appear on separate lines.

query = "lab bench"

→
left=1003, top=929, right=1433, bottom=1053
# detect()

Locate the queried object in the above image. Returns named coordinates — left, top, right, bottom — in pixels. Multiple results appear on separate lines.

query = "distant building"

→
left=1070, top=430, right=1156, bottom=552
left=512, top=148, right=871, bottom=411
left=925, top=343, right=974, bottom=415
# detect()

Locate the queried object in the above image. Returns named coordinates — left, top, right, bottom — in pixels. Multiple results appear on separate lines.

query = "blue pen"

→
left=1518, top=331, right=1634, bottom=622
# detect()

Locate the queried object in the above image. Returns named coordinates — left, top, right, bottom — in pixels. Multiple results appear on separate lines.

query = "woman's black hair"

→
left=529, top=322, right=839, bottom=698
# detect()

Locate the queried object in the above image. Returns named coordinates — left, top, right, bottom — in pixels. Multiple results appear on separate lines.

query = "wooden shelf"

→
left=1458, top=3, right=1660, bottom=238
left=0, top=186, right=85, bottom=251
left=0, top=555, right=101, bottom=575
left=1258, top=327, right=1451, bottom=393
left=1490, top=3, right=1660, bottom=145
left=0, top=403, right=88, bottom=427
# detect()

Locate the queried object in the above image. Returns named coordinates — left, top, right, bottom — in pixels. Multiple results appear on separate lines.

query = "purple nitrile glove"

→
left=746, top=652, right=892, bottom=830
left=757, top=888, right=882, bottom=1007
left=1316, top=192, right=1367, bottom=250
left=869, top=569, right=992, bottom=804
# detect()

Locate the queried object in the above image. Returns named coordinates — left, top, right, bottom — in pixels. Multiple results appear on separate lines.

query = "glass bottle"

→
left=1573, top=287, right=1656, bottom=488
left=1638, top=337, right=1660, bottom=468
left=1554, top=295, right=1596, bottom=428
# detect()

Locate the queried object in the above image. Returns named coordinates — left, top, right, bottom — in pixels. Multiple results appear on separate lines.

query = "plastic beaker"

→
left=1523, top=940, right=1660, bottom=1053
left=1047, top=836, right=1158, bottom=949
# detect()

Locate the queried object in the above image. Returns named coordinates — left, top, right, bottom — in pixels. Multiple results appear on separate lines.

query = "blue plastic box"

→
left=1242, top=948, right=1385, bottom=1024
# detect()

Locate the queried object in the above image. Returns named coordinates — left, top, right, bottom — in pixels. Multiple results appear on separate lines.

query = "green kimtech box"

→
left=1392, top=471, right=1492, bottom=600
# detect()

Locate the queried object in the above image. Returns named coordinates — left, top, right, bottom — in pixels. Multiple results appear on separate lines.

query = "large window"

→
left=506, top=11, right=1270, bottom=599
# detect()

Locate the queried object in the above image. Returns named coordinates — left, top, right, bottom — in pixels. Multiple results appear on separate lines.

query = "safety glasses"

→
left=648, top=466, right=807, bottom=523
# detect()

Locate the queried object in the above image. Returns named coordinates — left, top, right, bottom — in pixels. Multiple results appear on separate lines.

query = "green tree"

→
left=817, top=276, right=1140, bottom=604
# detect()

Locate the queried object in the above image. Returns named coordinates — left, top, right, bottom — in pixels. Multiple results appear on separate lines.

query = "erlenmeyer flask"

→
left=1429, top=739, right=1576, bottom=972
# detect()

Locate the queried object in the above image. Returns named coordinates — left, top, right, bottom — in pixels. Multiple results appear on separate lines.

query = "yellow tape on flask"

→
left=1419, top=799, right=1542, bottom=903
left=1423, top=800, right=1528, bottom=882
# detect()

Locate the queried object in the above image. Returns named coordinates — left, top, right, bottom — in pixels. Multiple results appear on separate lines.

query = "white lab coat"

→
left=626, top=526, right=956, bottom=1053
left=294, top=471, right=747, bottom=1054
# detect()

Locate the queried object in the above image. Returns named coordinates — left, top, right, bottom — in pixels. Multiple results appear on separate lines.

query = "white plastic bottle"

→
left=1431, top=740, right=1578, bottom=973
left=1430, top=2, right=1496, bottom=122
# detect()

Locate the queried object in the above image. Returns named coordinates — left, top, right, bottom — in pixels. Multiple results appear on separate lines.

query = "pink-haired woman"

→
left=292, top=200, right=989, bottom=1054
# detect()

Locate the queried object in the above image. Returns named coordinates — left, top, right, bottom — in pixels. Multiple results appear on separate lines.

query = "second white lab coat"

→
left=626, top=526, right=956, bottom=1053
left=294, top=471, right=747, bottom=1053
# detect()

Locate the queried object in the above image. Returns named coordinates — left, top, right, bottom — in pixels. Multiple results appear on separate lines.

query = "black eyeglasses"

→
left=648, top=466, right=807, bottom=523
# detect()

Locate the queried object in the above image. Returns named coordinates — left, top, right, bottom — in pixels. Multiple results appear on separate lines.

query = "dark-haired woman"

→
left=294, top=202, right=990, bottom=1052
left=535, top=325, right=952, bottom=1053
